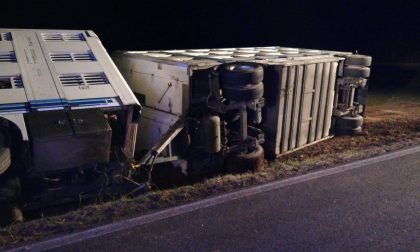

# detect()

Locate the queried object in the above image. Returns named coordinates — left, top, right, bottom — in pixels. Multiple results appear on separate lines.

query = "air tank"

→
left=199, top=116, right=221, bottom=153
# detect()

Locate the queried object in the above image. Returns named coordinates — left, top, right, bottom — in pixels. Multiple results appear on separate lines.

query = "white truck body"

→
left=113, top=47, right=351, bottom=158
left=0, top=29, right=140, bottom=160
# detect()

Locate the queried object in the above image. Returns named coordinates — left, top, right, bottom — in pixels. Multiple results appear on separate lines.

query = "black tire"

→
left=344, top=54, right=372, bottom=67
left=336, top=115, right=364, bottom=128
left=343, top=65, right=371, bottom=78
left=219, top=62, right=264, bottom=86
left=0, top=131, right=11, bottom=175
left=335, top=115, right=364, bottom=135
left=225, top=145, right=264, bottom=174
left=335, top=126, right=363, bottom=136
left=222, top=82, right=264, bottom=102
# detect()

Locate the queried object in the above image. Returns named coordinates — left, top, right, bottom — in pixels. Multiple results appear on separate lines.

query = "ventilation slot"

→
left=0, top=52, right=17, bottom=62
left=50, top=51, right=96, bottom=62
left=0, top=77, right=12, bottom=89
left=12, top=76, right=24, bottom=88
left=59, top=73, right=109, bottom=87
left=0, top=76, right=23, bottom=89
left=42, top=33, right=64, bottom=41
left=59, top=75, right=84, bottom=86
left=50, top=53, right=73, bottom=62
left=42, top=32, right=85, bottom=41
left=73, top=52, right=96, bottom=61
left=0, top=32, right=12, bottom=41
left=84, top=73, right=109, bottom=85
left=63, top=33, right=85, bottom=41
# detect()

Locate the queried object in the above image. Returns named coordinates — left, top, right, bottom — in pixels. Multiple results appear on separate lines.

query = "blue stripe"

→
left=4, top=97, right=120, bottom=111
left=0, top=103, right=28, bottom=112
left=68, top=98, right=118, bottom=106
left=30, top=99, right=64, bottom=105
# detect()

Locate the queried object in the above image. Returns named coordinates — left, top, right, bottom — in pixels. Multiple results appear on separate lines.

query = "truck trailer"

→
left=112, top=47, right=371, bottom=176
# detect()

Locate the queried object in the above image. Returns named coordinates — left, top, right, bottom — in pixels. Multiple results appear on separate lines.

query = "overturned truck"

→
left=112, top=47, right=372, bottom=177
left=0, top=28, right=372, bottom=225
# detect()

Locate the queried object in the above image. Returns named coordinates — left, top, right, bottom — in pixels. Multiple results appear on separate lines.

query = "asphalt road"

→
left=41, top=150, right=420, bottom=251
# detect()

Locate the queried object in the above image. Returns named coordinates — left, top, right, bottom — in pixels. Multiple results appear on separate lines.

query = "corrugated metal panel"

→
left=262, top=59, right=339, bottom=157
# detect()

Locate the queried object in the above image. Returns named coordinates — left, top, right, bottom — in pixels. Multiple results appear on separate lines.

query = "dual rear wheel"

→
left=342, top=54, right=372, bottom=78
left=225, top=145, right=265, bottom=174
left=220, top=62, right=264, bottom=102
left=219, top=63, right=265, bottom=173
left=335, top=115, right=364, bottom=135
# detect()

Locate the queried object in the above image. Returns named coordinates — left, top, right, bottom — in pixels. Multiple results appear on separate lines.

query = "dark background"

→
left=2, top=0, right=419, bottom=89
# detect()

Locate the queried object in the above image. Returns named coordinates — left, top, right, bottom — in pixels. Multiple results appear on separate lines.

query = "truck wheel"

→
left=0, top=131, right=11, bottom=176
left=219, top=62, right=263, bottom=86
left=344, top=54, right=372, bottom=67
left=336, top=115, right=364, bottom=129
left=343, top=65, right=371, bottom=78
left=335, top=115, right=364, bottom=135
left=335, top=126, right=363, bottom=136
left=222, top=82, right=264, bottom=102
left=225, top=145, right=264, bottom=174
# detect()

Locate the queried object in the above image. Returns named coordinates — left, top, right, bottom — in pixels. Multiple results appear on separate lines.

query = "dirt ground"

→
left=1, top=93, right=419, bottom=248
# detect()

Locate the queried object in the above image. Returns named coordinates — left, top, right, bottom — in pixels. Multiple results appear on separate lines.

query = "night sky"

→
left=2, top=0, right=419, bottom=85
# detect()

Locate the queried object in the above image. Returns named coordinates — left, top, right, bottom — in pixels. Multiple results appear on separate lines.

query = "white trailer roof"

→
left=113, top=46, right=351, bottom=67
left=0, top=29, right=139, bottom=112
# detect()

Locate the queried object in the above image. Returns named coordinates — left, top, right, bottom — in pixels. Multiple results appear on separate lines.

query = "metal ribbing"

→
left=308, top=63, right=318, bottom=143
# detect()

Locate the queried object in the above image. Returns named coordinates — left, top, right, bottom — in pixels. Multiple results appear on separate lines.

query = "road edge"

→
left=5, top=145, right=420, bottom=252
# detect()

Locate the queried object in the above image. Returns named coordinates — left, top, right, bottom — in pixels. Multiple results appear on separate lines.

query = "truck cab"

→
left=0, top=29, right=140, bottom=224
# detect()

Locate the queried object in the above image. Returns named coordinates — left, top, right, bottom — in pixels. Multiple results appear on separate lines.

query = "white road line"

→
left=5, top=145, right=420, bottom=252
